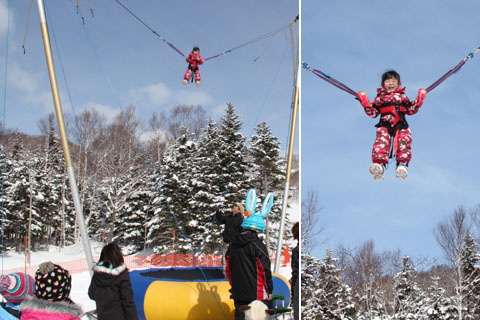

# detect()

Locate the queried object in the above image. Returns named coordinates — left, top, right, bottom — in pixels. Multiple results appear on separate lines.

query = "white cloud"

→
left=173, top=89, right=214, bottom=106
left=126, top=82, right=172, bottom=108
left=211, top=103, right=228, bottom=116
left=125, top=82, right=216, bottom=112
left=9, top=64, right=42, bottom=94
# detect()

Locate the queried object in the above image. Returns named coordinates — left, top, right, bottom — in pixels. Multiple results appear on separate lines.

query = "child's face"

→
left=193, top=49, right=199, bottom=55
left=383, top=77, right=400, bottom=92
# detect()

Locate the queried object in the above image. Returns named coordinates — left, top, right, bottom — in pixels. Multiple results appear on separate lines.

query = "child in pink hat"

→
left=0, top=272, right=35, bottom=304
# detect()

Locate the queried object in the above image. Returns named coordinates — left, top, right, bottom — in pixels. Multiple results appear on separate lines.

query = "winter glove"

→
left=357, top=91, right=371, bottom=108
left=415, top=88, right=427, bottom=107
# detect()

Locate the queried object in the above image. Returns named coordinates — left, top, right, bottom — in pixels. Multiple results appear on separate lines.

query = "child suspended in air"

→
left=357, top=70, right=427, bottom=180
left=183, top=47, right=204, bottom=88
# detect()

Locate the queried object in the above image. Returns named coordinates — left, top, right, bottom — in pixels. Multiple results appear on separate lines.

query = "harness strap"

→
left=378, top=104, right=406, bottom=127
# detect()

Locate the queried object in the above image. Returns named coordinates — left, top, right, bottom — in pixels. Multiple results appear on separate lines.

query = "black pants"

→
left=234, top=300, right=249, bottom=320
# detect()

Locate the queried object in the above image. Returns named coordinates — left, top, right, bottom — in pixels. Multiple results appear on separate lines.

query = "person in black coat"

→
left=88, top=242, right=138, bottom=320
left=226, top=196, right=273, bottom=320
left=216, top=203, right=244, bottom=275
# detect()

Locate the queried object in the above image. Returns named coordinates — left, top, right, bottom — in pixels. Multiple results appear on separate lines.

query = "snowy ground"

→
left=1, top=197, right=299, bottom=318
left=2, top=241, right=293, bottom=319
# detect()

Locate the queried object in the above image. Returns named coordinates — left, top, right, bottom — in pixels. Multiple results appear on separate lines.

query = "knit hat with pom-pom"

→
left=0, top=272, right=35, bottom=304
left=34, top=262, right=72, bottom=302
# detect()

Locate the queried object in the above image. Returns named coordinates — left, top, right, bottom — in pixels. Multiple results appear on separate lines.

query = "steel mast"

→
left=35, top=0, right=94, bottom=276
left=274, top=17, right=300, bottom=273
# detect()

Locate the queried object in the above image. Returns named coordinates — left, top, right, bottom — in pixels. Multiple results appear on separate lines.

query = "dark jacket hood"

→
left=91, top=263, right=127, bottom=287
left=234, top=229, right=259, bottom=246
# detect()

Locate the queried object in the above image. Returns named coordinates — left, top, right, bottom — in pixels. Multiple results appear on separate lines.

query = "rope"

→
left=1, top=0, right=12, bottom=275
left=113, top=0, right=295, bottom=63
left=304, top=46, right=480, bottom=96
left=88, top=0, right=94, bottom=17
left=302, top=62, right=357, bottom=97
left=67, top=1, right=226, bottom=317
left=112, top=0, right=185, bottom=57
left=21, top=0, right=35, bottom=55
left=253, top=35, right=274, bottom=62
left=426, top=46, right=480, bottom=93
left=75, top=0, right=86, bottom=25
left=44, top=0, right=110, bottom=238
left=204, top=19, right=295, bottom=61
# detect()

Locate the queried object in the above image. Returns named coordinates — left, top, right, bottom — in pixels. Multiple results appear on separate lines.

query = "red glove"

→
left=415, top=88, right=427, bottom=107
left=357, top=91, right=371, bottom=108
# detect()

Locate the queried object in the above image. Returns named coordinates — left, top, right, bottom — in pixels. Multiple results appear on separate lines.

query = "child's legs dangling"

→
left=396, top=128, right=412, bottom=164
left=184, top=69, right=193, bottom=81
left=194, top=69, right=201, bottom=83
left=372, top=127, right=391, bottom=164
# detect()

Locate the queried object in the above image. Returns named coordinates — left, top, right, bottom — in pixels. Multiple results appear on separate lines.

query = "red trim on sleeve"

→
left=256, top=258, right=267, bottom=300
left=226, top=256, right=232, bottom=285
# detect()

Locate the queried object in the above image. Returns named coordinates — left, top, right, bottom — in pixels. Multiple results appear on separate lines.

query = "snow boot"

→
left=369, top=163, right=385, bottom=181
left=396, top=163, right=408, bottom=179
left=182, top=79, right=188, bottom=87
left=195, top=81, right=201, bottom=88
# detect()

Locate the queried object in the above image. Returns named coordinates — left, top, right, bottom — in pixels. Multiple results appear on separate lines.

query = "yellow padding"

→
left=144, top=280, right=234, bottom=320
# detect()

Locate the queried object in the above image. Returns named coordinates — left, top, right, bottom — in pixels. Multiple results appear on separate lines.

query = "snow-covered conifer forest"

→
left=301, top=195, right=480, bottom=320
left=1, top=103, right=298, bottom=257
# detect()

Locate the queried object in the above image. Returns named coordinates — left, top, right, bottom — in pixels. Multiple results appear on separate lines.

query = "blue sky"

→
left=302, top=0, right=480, bottom=263
left=0, top=0, right=298, bottom=151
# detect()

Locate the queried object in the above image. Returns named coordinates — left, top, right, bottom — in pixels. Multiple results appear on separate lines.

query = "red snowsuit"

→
left=183, top=51, right=204, bottom=83
left=363, top=87, right=421, bottom=164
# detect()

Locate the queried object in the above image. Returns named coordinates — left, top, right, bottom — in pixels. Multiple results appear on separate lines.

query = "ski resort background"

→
left=1, top=240, right=295, bottom=317
left=0, top=1, right=299, bottom=265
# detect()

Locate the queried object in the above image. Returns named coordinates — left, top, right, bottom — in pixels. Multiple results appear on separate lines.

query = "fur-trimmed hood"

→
left=92, top=263, right=126, bottom=276
left=19, top=294, right=83, bottom=318
left=91, top=263, right=128, bottom=288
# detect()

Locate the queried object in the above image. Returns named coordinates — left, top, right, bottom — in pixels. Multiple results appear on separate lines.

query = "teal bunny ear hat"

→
left=241, top=189, right=273, bottom=233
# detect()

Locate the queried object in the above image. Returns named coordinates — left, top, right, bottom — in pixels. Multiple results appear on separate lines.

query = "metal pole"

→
left=274, top=65, right=299, bottom=273
left=36, top=0, right=94, bottom=276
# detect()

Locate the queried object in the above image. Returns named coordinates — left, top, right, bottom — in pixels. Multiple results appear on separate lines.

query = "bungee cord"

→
left=303, top=45, right=480, bottom=97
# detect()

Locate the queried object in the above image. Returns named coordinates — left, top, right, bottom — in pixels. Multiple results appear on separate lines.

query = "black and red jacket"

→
left=186, top=52, right=204, bottom=70
left=226, top=230, right=273, bottom=303
left=364, top=87, right=421, bottom=135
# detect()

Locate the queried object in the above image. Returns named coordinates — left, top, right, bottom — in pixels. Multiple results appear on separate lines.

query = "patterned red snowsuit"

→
left=363, top=87, right=421, bottom=164
left=183, top=52, right=204, bottom=83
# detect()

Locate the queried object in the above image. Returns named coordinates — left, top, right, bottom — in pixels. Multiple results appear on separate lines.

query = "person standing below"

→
left=290, top=222, right=299, bottom=320
left=88, top=242, right=138, bottom=320
left=216, top=203, right=245, bottom=275
left=226, top=192, right=273, bottom=320
left=19, top=262, right=83, bottom=320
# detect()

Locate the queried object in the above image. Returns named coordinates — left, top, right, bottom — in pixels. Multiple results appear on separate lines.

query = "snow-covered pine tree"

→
left=301, top=253, right=323, bottom=320
left=36, top=126, right=70, bottom=249
left=147, top=128, right=197, bottom=254
left=393, top=256, right=424, bottom=320
left=118, top=164, right=157, bottom=254
left=189, top=118, right=224, bottom=254
left=98, top=158, right=144, bottom=245
left=417, top=276, right=457, bottom=320
left=458, top=233, right=480, bottom=319
left=248, top=121, right=287, bottom=252
left=6, top=143, right=46, bottom=249
left=216, top=103, right=250, bottom=214
left=302, top=250, right=356, bottom=320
